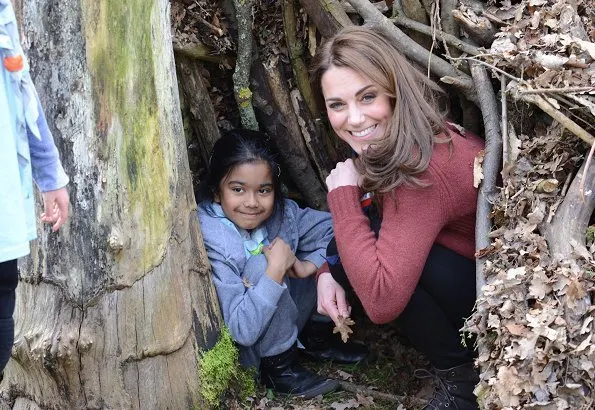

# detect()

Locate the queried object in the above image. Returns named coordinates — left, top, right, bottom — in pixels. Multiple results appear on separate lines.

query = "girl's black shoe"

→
left=259, top=344, right=340, bottom=398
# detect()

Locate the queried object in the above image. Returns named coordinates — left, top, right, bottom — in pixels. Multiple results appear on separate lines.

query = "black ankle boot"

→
left=299, top=319, right=370, bottom=364
left=260, top=344, right=340, bottom=398
left=416, top=362, right=479, bottom=410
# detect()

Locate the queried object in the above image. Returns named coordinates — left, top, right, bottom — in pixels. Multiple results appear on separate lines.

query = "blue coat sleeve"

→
left=27, top=94, right=69, bottom=192
left=285, top=200, right=334, bottom=268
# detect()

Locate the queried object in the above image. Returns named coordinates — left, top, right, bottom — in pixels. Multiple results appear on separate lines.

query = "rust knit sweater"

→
left=324, top=130, right=484, bottom=324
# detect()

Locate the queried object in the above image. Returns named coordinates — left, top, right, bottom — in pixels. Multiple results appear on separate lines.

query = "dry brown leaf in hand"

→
left=333, top=315, right=355, bottom=343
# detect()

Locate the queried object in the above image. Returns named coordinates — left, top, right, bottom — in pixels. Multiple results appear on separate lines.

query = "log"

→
left=283, top=0, right=321, bottom=117
left=452, top=8, right=497, bottom=48
left=4, top=0, right=223, bottom=407
left=251, top=62, right=329, bottom=209
left=175, top=54, right=221, bottom=168
left=399, top=0, right=433, bottom=51
left=544, top=159, right=595, bottom=259
left=298, top=0, right=353, bottom=38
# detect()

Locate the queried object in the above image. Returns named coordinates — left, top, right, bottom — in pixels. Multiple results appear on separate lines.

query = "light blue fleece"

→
left=0, top=0, right=69, bottom=263
left=198, top=199, right=333, bottom=368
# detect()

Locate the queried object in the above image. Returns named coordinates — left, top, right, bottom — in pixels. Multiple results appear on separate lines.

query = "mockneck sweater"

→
left=326, top=130, right=484, bottom=325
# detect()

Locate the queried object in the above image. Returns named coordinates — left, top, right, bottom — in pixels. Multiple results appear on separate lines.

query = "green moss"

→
left=237, top=87, right=253, bottom=108
left=197, top=327, right=256, bottom=408
left=84, top=0, right=170, bottom=269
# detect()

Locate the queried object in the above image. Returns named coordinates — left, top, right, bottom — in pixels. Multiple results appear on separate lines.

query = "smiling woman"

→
left=312, top=26, right=485, bottom=410
left=321, top=67, right=392, bottom=155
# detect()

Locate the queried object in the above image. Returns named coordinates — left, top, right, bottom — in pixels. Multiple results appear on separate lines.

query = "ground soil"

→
left=234, top=315, right=436, bottom=410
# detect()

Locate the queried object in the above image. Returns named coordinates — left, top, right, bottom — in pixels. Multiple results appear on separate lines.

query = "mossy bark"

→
left=3, top=0, right=222, bottom=408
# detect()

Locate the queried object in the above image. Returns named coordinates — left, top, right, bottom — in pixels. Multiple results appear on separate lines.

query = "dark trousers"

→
left=0, top=259, right=18, bottom=373
left=329, top=240, right=476, bottom=369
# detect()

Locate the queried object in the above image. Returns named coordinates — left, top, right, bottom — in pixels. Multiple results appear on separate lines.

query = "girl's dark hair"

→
left=197, top=129, right=285, bottom=214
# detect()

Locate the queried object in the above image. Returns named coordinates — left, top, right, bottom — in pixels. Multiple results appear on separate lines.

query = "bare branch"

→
left=232, top=0, right=259, bottom=130
left=544, top=159, right=595, bottom=259
left=390, top=15, right=481, bottom=56
left=298, top=0, right=353, bottom=38
left=339, top=380, right=427, bottom=407
left=471, top=63, right=502, bottom=296
left=283, top=0, right=320, bottom=117
left=509, top=82, right=595, bottom=146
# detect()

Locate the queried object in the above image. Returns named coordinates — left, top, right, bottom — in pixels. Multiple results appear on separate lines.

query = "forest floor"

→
left=234, top=316, right=436, bottom=410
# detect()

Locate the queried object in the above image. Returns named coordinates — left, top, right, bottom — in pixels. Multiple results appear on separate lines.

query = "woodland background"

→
left=1, top=0, right=594, bottom=408
left=171, top=0, right=594, bottom=406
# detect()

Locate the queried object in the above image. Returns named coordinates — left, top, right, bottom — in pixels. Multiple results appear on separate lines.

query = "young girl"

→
left=197, top=129, right=366, bottom=398
left=312, top=26, right=484, bottom=410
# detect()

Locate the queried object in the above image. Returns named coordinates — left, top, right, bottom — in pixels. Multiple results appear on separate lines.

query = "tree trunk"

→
left=4, top=0, right=222, bottom=408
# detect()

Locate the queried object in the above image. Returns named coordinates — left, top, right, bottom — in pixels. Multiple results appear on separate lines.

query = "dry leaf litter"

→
left=466, top=0, right=594, bottom=407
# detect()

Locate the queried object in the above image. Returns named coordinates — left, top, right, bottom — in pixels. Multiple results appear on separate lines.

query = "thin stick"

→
left=518, top=86, right=595, bottom=95
left=427, top=1, right=439, bottom=78
left=510, top=84, right=595, bottom=146
left=390, top=15, right=481, bottom=56
left=196, top=16, right=224, bottom=36
left=501, top=75, right=508, bottom=169
left=579, top=142, right=595, bottom=204
left=457, top=56, right=522, bottom=83
left=338, top=381, right=427, bottom=407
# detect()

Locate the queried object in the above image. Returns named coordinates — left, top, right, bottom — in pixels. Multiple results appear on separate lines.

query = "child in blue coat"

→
left=0, top=0, right=69, bottom=377
left=197, top=129, right=367, bottom=398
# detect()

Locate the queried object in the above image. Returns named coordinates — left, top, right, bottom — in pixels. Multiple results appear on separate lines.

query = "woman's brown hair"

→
left=312, top=26, right=448, bottom=193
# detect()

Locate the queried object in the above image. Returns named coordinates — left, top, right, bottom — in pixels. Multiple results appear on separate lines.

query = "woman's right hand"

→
left=326, top=158, right=362, bottom=192
left=317, top=272, right=351, bottom=326
left=264, top=237, right=296, bottom=284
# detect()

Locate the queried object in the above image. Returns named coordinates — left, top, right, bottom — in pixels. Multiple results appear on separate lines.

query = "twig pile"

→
left=467, top=1, right=595, bottom=408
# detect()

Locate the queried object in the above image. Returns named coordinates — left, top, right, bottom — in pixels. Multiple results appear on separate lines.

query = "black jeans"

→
left=328, top=239, right=476, bottom=370
left=0, top=259, right=18, bottom=373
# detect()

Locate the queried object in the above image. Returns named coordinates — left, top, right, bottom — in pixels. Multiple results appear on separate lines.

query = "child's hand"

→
left=263, top=238, right=296, bottom=284
left=41, top=187, right=70, bottom=232
left=288, top=260, right=317, bottom=279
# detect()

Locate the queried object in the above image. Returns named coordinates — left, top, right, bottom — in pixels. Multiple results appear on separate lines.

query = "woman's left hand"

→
left=326, top=159, right=362, bottom=192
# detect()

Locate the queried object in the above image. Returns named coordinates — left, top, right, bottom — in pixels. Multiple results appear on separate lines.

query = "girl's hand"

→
left=326, top=159, right=362, bottom=192
left=264, top=238, right=296, bottom=284
left=288, top=260, right=317, bottom=279
left=41, top=187, right=70, bottom=232
left=317, top=272, right=351, bottom=326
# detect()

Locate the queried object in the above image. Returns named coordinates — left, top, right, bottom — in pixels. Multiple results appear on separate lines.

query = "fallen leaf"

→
left=330, top=398, right=360, bottom=410
left=473, top=150, right=485, bottom=188
left=333, top=316, right=355, bottom=343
